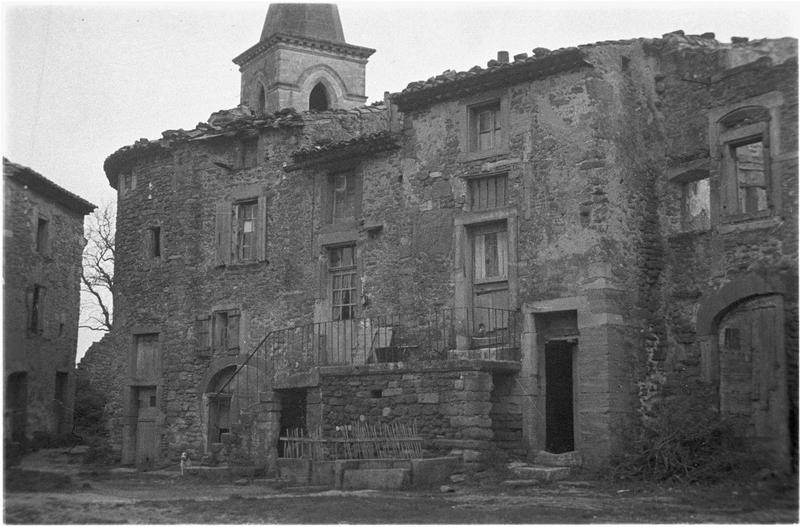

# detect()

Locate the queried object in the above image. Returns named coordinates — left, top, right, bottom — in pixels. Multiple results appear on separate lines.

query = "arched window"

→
left=309, top=82, right=329, bottom=111
left=257, top=84, right=266, bottom=115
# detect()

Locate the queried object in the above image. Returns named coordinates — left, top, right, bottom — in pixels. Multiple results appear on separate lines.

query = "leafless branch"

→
left=80, top=202, right=115, bottom=333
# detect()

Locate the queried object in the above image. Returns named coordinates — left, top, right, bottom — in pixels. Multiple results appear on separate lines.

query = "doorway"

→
left=278, top=389, right=307, bottom=456
left=6, top=372, right=28, bottom=442
left=133, top=386, right=158, bottom=467
left=545, top=340, right=575, bottom=453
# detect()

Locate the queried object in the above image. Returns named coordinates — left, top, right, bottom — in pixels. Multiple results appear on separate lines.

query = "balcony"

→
left=215, top=307, right=521, bottom=396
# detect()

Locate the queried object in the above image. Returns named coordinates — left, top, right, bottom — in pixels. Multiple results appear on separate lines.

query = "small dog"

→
left=180, top=452, right=191, bottom=475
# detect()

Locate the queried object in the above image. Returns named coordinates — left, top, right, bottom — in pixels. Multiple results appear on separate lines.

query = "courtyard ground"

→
left=4, top=448, right=798, bottom=524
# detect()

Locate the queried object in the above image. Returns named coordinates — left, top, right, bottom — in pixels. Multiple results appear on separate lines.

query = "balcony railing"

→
left=216, top=306, right=520, bottom=396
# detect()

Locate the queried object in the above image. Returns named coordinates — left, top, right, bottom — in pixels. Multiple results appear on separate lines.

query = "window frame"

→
left=327, top=244, right=358, bottom=321
left=36, top=216, right=50, bottom=255
left=707, top=92, right=784, bottom=226
left=215, top=186, right=269, bottom=267
left=460, top=91, right=509, bottom=161
left=212, top=309, right=240, bottom=354
left=27, top=284, right=46, bottom=336
left=234, top=199, right=258, bottom=262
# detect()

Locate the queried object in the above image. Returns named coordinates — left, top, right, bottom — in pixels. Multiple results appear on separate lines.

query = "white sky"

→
left=2, top=1, right=798, bottom=360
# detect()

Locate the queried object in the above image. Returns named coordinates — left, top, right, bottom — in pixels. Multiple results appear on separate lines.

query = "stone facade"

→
left=87, top=10, right=798, bottom=472
left=4, top=158, right=95, bottom=442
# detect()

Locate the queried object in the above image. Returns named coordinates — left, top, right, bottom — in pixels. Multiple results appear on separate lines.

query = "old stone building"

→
left=89, top=4, right=797, bottom=471
left=4, top=158, right=95, bottom=442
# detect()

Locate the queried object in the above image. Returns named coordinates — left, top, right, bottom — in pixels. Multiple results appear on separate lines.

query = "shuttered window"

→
left=195, top=315, right=211, bottom=355
left=212, top=310, right=240, bottom=354
left=215, top=195, right=268, bottom=265
left=469, top=174, right=507, bottom=210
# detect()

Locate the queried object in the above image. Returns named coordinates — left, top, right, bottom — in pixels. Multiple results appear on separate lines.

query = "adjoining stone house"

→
left=87, top=3, right=797, bottom=471
left=4, top=158, right=96, bottom=442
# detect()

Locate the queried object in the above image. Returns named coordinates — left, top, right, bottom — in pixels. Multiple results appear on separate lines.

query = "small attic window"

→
left=309, top=83, right=329, bottom=111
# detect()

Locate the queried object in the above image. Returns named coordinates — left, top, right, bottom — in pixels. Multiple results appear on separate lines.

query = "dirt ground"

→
left=4, top=449, right=798, bottom=524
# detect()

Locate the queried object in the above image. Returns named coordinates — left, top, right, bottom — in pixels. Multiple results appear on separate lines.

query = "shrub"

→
left=610, top=387, right=751, bottom=483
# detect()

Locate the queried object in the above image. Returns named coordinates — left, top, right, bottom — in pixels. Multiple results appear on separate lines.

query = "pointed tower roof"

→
left=260, top=3, right=345, bottom=43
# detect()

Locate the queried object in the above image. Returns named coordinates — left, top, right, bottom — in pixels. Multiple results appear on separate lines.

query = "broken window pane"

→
left=328, top=245, right=357, bottom=320
left=470, top=102, right=501, bottom=152
left=472, top=223, right=508, bottom=280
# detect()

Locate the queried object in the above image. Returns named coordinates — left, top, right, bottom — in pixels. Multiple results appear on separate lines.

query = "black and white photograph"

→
left=3, top=1, right=798, bottom=523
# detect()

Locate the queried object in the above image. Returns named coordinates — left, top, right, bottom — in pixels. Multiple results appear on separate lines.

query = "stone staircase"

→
left=502, top=450, right=582, bottom=487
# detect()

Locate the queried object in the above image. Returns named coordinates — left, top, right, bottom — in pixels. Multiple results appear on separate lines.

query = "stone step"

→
left=532, top=450, right=583, bottom=467
left=508, top=465, right=572, bottom=483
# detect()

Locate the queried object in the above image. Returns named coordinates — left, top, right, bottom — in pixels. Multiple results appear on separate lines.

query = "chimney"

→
left=497, top=51, right=509, bottom=64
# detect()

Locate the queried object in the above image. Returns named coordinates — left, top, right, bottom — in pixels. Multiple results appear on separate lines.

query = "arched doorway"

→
left=203, top=363, right=262, bottom=450
left=697, top=272, right=796, bottom=469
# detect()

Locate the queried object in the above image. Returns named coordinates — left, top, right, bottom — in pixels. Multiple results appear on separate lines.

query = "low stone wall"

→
left=315, top=361, right=519, bottom=452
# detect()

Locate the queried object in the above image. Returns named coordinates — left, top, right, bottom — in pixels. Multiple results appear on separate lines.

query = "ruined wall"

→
left=3, top=176, right=87, bottom=439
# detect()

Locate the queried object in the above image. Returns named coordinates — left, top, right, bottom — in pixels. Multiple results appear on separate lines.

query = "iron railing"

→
left=215, top=306, right=521, bottom=398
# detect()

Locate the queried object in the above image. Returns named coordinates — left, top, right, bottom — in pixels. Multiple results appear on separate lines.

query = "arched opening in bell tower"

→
left=309, top=83, right=329, bottom=111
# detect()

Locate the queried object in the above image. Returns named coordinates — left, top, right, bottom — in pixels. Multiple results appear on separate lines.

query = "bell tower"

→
left=233, top=3, right=375, bottom=114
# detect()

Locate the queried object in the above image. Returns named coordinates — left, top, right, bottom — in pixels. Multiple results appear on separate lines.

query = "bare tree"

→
left=81, top=202, right=115, bottom=332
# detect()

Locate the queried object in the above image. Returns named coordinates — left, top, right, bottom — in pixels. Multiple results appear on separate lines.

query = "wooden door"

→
left=718, top=295, right=788, bottom=460
left=135, top=386, right=158, bottom=467
left=470, top=221, right=509, bottom=344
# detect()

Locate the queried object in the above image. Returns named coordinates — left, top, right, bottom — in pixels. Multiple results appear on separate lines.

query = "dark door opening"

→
left=545, top=340, right=575, bottom=453
left=7, top=372, right=28, bottom=442
left=278, top=389, right=307, bottom=456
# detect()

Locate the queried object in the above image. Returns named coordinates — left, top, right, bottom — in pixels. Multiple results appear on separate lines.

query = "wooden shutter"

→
left=227, top=311, right=240, bottom=353
left=256, top=195, right=268, bottom=262
left=215, top=202, right=231, bottom=266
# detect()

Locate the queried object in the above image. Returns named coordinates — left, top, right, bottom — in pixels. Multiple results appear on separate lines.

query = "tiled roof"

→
left=103, top=104, right=388, bottom=184
left=285, top=131, right=400, bottom=171
left=390, top=30, right=767, bottom=111
left=392, top=47, right=590, bottom=111
left=4, top=158, right=96, bottom=215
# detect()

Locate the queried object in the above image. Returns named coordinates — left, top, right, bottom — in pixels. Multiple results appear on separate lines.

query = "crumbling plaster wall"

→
left=4, top=178, right=86, bottom=438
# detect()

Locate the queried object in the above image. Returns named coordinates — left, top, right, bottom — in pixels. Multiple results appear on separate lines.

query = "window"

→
left=240, top=138, right=259, bottom=169
left=213, top=309, right=240, bottom=354
left=133, top=333, right=160, bottom=379
left=681, top=178, right=711, bottom=231
left=469, top=174, right=508, bottom=210
left=215, top=193, right=267, bottom=266
left=328, top=245, right=357, bottom=320
left=732, top=139, right=768, bottom=214
left=235, top=201, right=257, bottom=262
left=470, top=101, right=502, bottom=152
left=36, top=217, right=49, bottom=254
left=710, top=97, right=782, bottom=222
left=27, top=285, right=46, bottom=335
left=472, top=223, right=508, bottom=282
left=330, top=172, right=357, bottom=224
left=309, top=83, right=329, bottom=111
left=119, top=173, right=137, bottom=196
left=146, top=227, right=161, bottom=259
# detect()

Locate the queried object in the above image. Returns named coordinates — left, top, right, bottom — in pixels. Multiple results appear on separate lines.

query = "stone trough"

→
left=276, top=456, right=460, bottom=490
